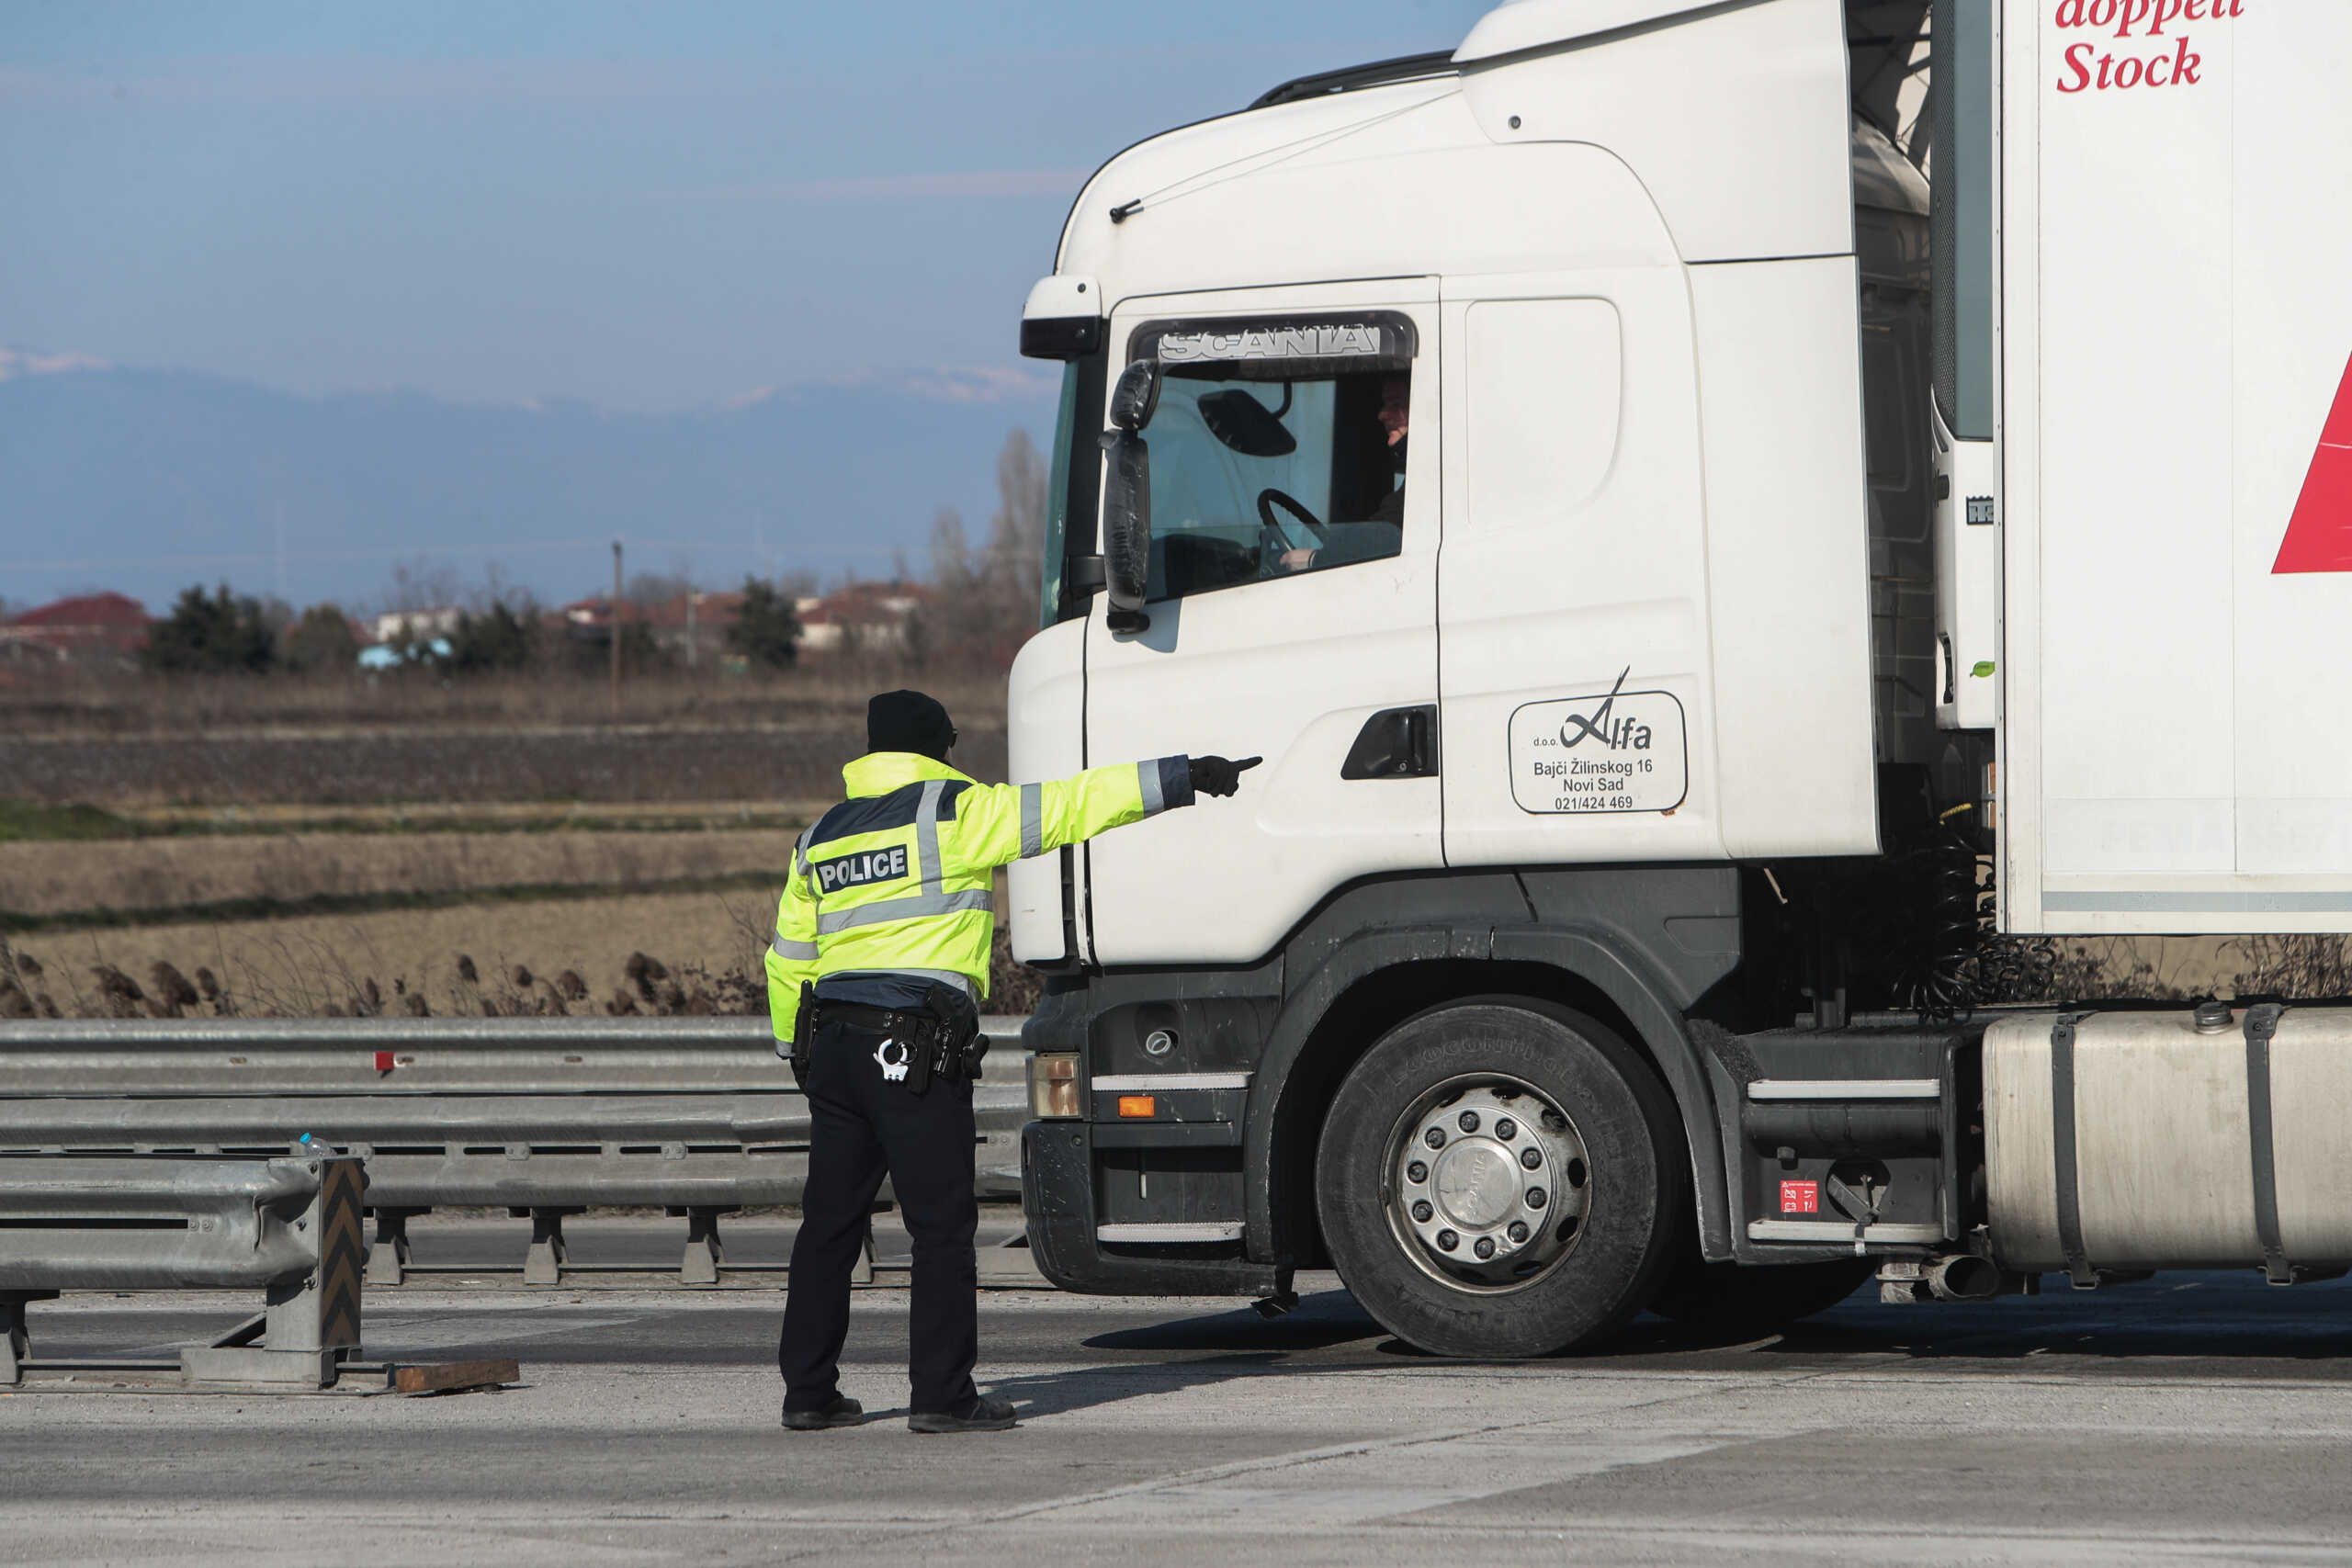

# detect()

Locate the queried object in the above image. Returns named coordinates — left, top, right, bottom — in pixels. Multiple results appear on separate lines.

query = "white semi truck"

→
left=1008, top=0, right=2352, bottom=1355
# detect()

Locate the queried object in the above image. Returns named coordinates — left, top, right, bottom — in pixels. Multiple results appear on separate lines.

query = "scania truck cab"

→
left=1009, top=0, right=2352, bottom=1354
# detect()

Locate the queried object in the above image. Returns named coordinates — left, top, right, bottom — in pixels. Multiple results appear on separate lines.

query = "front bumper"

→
left=1021, top=1120, right=1283, bottom=1297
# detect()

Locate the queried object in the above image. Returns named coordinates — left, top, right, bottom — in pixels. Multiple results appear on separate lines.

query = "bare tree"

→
left=989, top=428, right=1048, bottom=584
left=924, top=431, right=1048, bottom=667
left=626, top=571, right=695, bottom=606
left=379, top=558, right=463, bottom=617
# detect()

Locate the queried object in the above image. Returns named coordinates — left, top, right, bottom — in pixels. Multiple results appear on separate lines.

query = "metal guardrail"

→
left=0, top=1154, right=367, bottom=1388
left=0, top=1015, right=1034, bottom=1288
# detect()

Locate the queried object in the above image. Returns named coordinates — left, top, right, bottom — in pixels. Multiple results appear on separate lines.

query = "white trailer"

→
left=1007, top=0, right=2352, bottom=1354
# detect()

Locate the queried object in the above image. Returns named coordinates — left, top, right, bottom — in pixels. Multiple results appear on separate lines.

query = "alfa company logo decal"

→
left=1507, top=671, right=1688, bottom=817
left=2274, top=355, right=2352, bottom=574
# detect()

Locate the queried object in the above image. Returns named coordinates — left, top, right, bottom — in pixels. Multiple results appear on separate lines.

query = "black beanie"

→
left=867, top=689, right=956, bottom=761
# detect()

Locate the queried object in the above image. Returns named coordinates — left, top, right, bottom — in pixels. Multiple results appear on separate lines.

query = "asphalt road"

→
left=6, top=1254, right=2352, bottom=1566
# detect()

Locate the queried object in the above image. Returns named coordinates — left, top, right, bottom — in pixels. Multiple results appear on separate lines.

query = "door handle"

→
left=1340, top=705, right=1439, bottom=780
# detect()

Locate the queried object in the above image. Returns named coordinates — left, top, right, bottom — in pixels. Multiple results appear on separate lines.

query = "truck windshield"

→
left=1146, top=364, right=1408, bottom=602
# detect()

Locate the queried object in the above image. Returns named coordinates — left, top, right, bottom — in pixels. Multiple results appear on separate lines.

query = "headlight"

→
left=1027, top=1052, right=1080, bottom=1119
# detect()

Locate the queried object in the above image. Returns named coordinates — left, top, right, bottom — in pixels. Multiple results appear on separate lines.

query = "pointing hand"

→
left=1189, top=755, right=1262, bottom=798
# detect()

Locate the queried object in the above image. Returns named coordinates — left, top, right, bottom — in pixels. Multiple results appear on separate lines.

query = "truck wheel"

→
left=1315, top=998, right=1686, bottom=1358
left=1646, top=1255, right=1875, bottom=1338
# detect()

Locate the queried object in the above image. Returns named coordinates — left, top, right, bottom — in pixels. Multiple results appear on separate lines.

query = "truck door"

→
left=1081, top=282, right=1442, bottom=966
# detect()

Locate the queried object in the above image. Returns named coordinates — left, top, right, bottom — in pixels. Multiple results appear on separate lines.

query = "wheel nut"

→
left=1457, top=1111, right=1480, bottom=1134
left=1424, top=1127, right=1445, bottom=1149
left=1519, top=1145, right=1541, bottom=1170
left=1406, top=1160, right=1428, bottom=1183
left=1495, top=1118, right=1517, bottom=1140
left=1526, top=1187, right=1548, bottom=1210
left=1411, top=1200, right=1433, bottom=1223
left=1507, top=1221, right=1529, bottom=1244
left=1474, top=1236, right=1496, bottom=1259
left=1436, top=1229, right=1459, bottom=1251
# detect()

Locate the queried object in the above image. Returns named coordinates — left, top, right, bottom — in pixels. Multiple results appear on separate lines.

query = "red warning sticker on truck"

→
left=1780, top=1180, right=1820, bottom=1215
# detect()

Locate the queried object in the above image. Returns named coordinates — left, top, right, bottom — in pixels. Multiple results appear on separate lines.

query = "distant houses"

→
left=559, top=581, right=938, bottom=664
left=794, top=581, right=938, bottom=659
left=372, top=607, right=462, bottom=646
left=0, top=592, right=151, bottom=669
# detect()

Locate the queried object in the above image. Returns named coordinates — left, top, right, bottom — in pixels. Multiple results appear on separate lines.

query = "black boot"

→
left=909, top=1393, right=1016, bottom=1434
left=782, top=1393, right=865, bottom=1430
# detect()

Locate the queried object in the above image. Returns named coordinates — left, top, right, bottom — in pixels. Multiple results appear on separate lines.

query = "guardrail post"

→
left=2, top=1291, right=59, bottom=1385
left=853, top=1219, right=876, bottom=1286
left=519, top=1206, right=582, bottom=1286
left=366, top=1207, right=424, bottom=1287
left=179, top=1155, right=366, bottom=1387
left=674, top=1206, right=734, bottom=1286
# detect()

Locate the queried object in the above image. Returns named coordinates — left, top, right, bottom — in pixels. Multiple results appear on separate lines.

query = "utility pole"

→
left=610, top=538, right=623, bottom=720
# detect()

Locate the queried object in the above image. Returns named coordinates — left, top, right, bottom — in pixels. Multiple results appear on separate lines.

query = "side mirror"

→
left=1100, top=359, right=1159, bottom=631
left=1108, top=357, right=1162, bottom=433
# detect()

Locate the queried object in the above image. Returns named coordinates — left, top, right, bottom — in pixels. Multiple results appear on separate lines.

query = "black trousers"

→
left=778, top=1017, right=978, bottom=1415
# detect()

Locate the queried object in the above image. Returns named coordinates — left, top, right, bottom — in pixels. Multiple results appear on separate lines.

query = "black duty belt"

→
left=801, top=986, right=986, bottom=1093
left=813, top=999, right=928, bottom=1035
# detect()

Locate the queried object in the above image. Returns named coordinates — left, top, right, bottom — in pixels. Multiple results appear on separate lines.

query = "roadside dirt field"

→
left=0, top=669, right=1047, bottom=1019
left=0, top=725, right=1007, bottom=808
left=5, top=889, right=778, bottom=1020
left=1, top=828, right=801, bottom=917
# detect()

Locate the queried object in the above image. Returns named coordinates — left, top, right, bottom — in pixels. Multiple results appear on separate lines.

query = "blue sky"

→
left=3, top=0, right=1495, bottom=413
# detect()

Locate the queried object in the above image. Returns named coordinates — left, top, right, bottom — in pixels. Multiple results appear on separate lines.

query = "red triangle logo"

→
left=2274, top=354, right=2352, bottom=573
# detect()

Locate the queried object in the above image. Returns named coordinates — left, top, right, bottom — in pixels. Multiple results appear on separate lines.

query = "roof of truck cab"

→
left=1453, top=0, right=1724, bottom=62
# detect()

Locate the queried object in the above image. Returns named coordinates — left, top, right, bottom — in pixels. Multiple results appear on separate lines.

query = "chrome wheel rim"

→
left=1383, top=1074, right=1590, bottom=1293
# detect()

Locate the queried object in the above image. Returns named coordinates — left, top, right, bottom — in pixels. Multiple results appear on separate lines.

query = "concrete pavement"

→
left=6, top=1264, right=2352, bottom=1565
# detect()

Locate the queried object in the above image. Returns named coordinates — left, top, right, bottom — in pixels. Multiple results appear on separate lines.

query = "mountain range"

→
left=0, top=355, right=1060, bottom=617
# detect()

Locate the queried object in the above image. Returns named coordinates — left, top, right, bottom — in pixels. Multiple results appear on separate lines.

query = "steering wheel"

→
left=1256, top=488, right=1330, bottom=553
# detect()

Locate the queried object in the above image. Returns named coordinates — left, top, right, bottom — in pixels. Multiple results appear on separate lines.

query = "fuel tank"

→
left=1984, top=1006, right=2352, bottom=1274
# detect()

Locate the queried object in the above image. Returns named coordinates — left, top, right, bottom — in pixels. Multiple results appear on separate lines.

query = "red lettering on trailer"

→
left=2273, top=355, right=2352, bottom=573
left=2053, top=0, right=2226, bottom=90
left=2056, top=0, right=2237, bottom=29
left=1780, top=1180, right=1820, bottom=1214
left=2058, top=36, right=2203, bottom=90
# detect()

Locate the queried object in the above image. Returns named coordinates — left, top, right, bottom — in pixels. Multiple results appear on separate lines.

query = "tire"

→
left=1647, top=1256, right=1876, bottom=1339
left=1314, top=998, right=1688, bottom=1358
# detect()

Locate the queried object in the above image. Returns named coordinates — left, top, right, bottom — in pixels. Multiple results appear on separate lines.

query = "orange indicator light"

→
left=1116, top=1095, right=1157, bottom=1119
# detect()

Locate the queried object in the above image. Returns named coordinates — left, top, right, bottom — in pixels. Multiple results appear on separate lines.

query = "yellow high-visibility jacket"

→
left=765, top=750, right=1195, bottom=1051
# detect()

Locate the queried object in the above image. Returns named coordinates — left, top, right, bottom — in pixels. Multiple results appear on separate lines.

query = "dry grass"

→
left=117, top=800, right=822, bottom=834
left=2030, top=934, right=2352, bottom=1004
left=1, top=829, right=802, bottom=918
left=0, top=896, right=766, bottom=1020
left=0, top=890, right=1041, bottom=1021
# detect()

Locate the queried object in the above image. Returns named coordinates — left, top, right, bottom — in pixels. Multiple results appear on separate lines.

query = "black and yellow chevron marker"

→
left=315, top=1157, right=367, bottom=1352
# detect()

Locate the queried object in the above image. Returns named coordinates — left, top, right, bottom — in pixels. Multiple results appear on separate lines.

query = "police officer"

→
left=769, top=689, right=1256, bottom=1432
